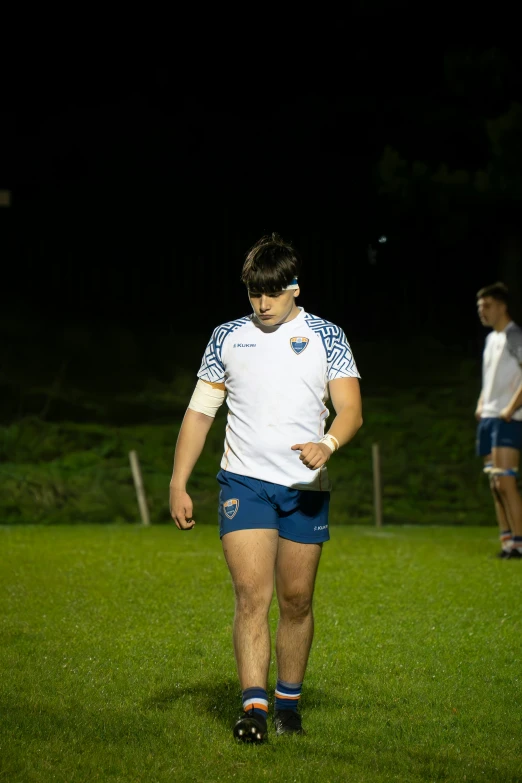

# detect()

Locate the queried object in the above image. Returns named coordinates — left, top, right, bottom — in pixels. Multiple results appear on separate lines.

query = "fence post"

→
left=129, top=450, right=150, bottom=526
left=372, top=443, right=383, bottom=528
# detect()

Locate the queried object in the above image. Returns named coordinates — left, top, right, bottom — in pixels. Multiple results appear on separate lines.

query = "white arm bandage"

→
left=188, top=379, right=226, bottom=418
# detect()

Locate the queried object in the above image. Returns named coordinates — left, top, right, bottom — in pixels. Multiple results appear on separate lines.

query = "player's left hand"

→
left=500, top=407, right=513, bottom=422
left=291, top=441, right=331, bottom=470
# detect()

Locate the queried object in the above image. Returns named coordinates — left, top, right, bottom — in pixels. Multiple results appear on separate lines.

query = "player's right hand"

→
left=169, top=487, right=196, bottom=530
left=474, top=407, right=482, bottom=422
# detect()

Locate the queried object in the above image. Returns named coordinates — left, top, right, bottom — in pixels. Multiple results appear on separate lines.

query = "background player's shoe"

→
left=274, top=710, right=305, bottom=735
left=496, top=549, right=512, bottom=558
left=504, top=548, right=522, bottom=559
left=233, top=710, right=268, bottom=743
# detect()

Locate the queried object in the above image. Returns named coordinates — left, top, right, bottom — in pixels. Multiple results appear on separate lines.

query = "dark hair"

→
left=241, top=233, right=302, bottom=293
left=476, top=281, right=510, bottom=307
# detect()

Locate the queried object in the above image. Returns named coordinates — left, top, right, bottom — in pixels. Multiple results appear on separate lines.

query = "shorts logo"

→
left=290, top=337, right=309, bottom=355
left=223, top=498, right=240, bottom=519
left=314, top=524, right=328, bottom=531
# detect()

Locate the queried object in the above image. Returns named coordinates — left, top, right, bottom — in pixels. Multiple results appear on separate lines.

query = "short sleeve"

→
left=196, top=317, right=249, bottom=383
left=197, top=327, right=226, bottom=383
left=326, top=326, right=361, bottom=381
left=506, top=326, right=522, bottom=365
left=304, top=314, right=361, bottom=381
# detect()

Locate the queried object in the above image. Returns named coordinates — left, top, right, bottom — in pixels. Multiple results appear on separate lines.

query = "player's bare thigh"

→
left=492, top=446, right=520, bottom=471
left=222, top=529, right=279, bottom=601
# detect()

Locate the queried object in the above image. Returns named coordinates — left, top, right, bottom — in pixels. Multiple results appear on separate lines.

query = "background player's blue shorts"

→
left=217, top=469, right=330, bottom=544
left=476, top=417, right=522, bottom=456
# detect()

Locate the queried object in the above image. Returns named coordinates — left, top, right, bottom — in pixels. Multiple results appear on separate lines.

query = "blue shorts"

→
left=476, top=417, right=522, bottom=456
left=217, top=469, right=330, bottom=544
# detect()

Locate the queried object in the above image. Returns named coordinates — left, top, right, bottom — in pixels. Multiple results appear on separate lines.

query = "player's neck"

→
left=493, top=315, right=511, bottom=333
left=282, top=304, right=301, bottom=323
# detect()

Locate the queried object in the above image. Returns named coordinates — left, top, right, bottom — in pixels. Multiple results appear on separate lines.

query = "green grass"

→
left=1, top=525, right=521, bottom=782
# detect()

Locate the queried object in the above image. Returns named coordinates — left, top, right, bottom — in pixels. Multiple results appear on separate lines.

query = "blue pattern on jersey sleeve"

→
left=197, top=317, right=250, bottom=382
left=304, top=313, right=360, bottom=380
left=506, top=324, right=522, bottom=364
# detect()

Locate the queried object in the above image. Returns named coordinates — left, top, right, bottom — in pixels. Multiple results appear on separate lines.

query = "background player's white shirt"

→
left=197, top=308, right=360, bottom=491
left=481, top=321, right=522, bottom=421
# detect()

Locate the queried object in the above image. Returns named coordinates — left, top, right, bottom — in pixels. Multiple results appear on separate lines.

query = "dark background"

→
left=2, top=41, right=522, bottom=527
left=2, top=44, right=522, bottom=370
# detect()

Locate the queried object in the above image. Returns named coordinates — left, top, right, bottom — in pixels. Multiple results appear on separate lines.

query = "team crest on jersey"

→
left=223, top=498, right=239, bottom=519
left=290, top=337, right=309, bottom=355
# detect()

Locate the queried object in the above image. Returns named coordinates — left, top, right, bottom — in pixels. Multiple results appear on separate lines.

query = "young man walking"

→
left=170, top=233, right=362, bottom=741
left=476, top=282, right=522, bottom=558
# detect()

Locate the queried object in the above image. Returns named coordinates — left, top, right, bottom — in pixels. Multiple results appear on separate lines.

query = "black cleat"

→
left=233, top=710, right=268, bottom=743
left=496, top=549, right=512, bottom=558
left=504, top=548, right=522, bottom=559
left=274, top=709, right=305, bottom=736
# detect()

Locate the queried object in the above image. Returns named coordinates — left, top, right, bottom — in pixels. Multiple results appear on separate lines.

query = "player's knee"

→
left=493, top=473, right=518, bottom=494
left=233, top=581, right=271, bottom=615
left=278, top=591, right=312, bottom=620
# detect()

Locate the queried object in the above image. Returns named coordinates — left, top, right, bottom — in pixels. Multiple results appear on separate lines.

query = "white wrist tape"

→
left=188, top=379, right=226, bottom=418
left=319, top=434, right=339, bottom=453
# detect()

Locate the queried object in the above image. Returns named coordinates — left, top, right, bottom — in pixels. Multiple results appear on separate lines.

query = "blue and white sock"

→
left=274, top=679, right=302, bottom=712
left=242, top=686, right=268, bottom=718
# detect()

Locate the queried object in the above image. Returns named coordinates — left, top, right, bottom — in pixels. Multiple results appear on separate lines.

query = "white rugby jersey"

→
left=481, top=321, right=522, bottom=421
left=197, top=307, right=360, bottom=491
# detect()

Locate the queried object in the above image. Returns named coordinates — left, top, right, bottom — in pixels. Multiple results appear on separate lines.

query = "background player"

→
left=476, top=282, right=522, bottom=558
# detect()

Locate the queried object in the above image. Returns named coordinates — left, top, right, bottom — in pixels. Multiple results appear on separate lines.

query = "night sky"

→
left=3, top=45, right=522, bottom=356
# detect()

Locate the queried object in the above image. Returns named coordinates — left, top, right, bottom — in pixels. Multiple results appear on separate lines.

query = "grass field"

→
left=1, top=524, right=521, bottom=783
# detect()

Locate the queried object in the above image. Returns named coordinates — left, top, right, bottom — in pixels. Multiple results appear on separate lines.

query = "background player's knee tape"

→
left=483, top=462, right=494, bottom=475
left=490, top=467, right=519, bottom=478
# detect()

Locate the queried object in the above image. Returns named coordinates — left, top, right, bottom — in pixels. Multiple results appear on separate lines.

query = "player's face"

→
left=477, top=296, right=505, bottom=328
left=248, top=289, right=299, bottom=325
